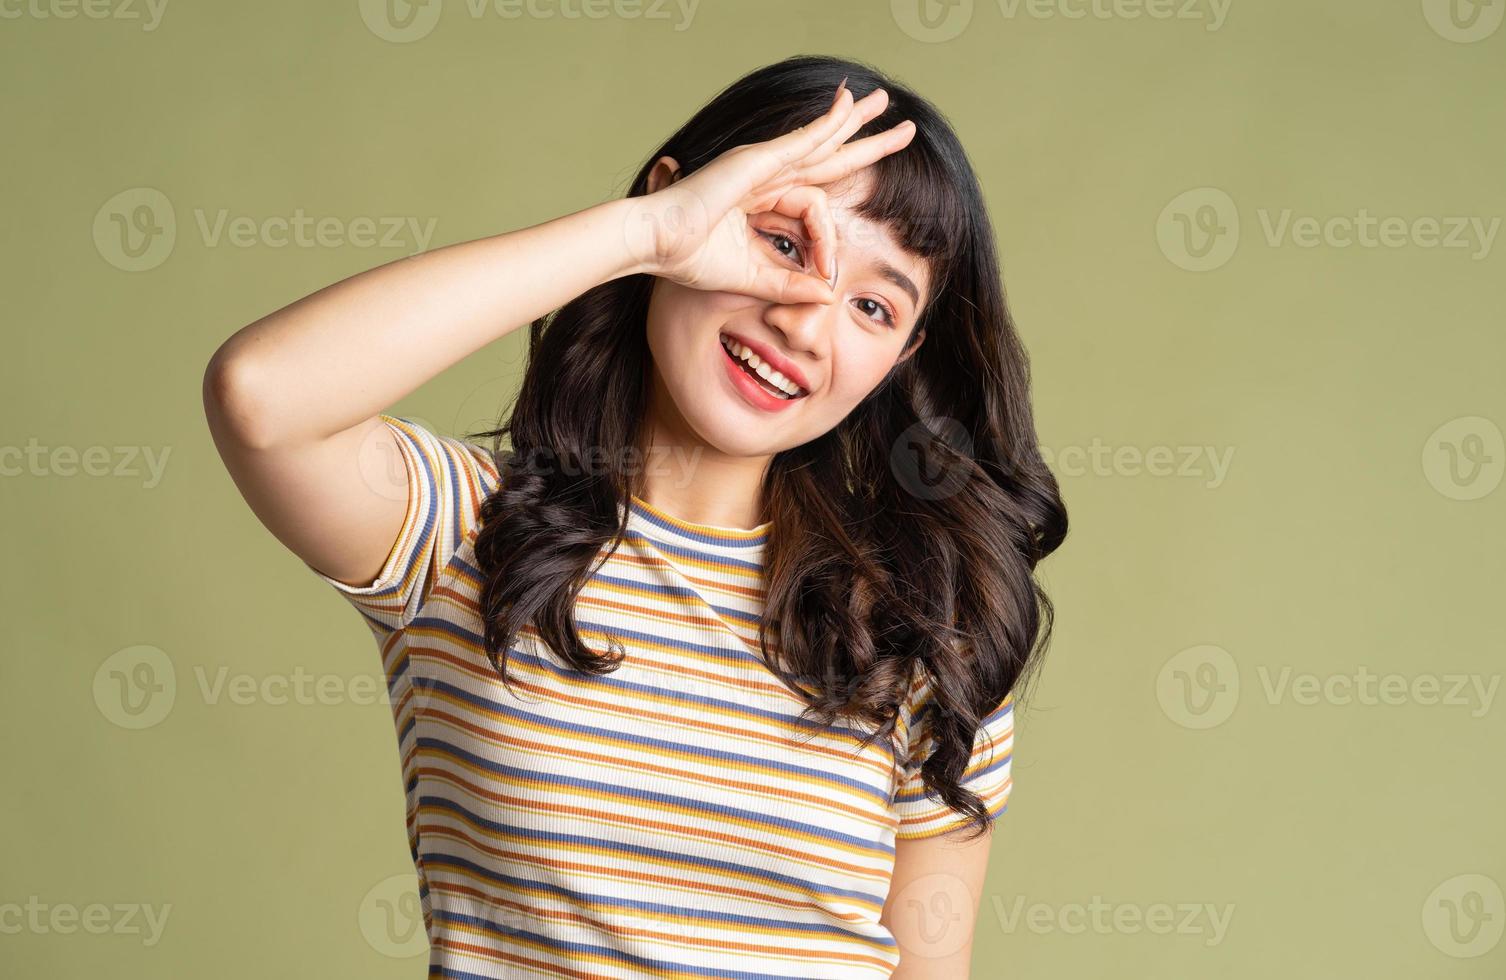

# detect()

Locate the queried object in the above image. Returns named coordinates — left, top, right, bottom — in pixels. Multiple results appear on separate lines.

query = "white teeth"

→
left=721, top=335, right=805, bottom=398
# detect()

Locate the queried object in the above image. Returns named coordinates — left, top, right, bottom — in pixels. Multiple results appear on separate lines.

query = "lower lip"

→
left=719, top=339, right=804, bottom=413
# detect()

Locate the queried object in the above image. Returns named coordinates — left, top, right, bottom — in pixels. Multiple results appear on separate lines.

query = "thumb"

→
left=745, top=265, right=837, bottom=306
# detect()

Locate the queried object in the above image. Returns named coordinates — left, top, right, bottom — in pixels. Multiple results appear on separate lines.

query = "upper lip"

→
left=721, top=331, right=813, bottom=393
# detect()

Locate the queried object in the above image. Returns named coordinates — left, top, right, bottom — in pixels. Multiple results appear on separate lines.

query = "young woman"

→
left=204, top=54, right=1066, bottom=979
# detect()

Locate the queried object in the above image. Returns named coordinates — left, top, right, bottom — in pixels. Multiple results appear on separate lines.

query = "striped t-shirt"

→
left=309, top=415, right=1015, bottom=978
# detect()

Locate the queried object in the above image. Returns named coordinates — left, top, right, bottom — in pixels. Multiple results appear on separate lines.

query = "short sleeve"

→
left=892, top=668, right=1015, bottom=840
left=306, top=414, right=501, bottom=635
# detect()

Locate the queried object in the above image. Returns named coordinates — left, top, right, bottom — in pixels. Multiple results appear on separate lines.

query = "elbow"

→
left=202, top=345, right=275, bottom=451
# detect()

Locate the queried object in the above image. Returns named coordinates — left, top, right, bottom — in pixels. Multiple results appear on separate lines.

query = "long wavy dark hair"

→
left=469, top=54, right=1068, bottom=840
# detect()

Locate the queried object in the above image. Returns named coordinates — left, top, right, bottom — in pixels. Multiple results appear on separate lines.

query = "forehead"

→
left=818, top=169, right=932, bottom=306
left=819, top=170, right=903, bottom=251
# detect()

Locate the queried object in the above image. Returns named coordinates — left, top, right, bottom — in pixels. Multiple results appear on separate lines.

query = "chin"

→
left=684, top=410, right=781, bottom=458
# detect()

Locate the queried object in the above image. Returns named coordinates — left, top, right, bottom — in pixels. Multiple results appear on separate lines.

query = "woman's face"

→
left=643, top=165, right=932, bottom=461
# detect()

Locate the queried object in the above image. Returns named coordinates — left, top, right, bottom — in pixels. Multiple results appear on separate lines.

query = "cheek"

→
left=645, top=282, right=741, bottom=351
left=824, top=335, right=910, bottom=405
left=645, top=284, right=706, bottom=368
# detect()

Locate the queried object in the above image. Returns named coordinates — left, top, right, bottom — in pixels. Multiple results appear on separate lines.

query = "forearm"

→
left=206, top=194, right=657, bottom=449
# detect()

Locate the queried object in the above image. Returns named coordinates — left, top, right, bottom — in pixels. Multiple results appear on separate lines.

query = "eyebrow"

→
left=872, top=258, right=922, bottom=310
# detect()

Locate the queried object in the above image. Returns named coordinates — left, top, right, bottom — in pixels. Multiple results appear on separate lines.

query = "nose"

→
left=760, top=291, right=835, bottom=360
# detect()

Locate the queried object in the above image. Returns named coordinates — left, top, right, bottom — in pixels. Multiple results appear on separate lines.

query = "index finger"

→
left=760, top=82, right=858, bottom=168
left=792, top=119, right=917, bottom=187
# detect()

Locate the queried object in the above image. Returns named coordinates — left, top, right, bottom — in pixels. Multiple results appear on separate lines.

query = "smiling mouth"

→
left=719, top=333, right=810, bottom=400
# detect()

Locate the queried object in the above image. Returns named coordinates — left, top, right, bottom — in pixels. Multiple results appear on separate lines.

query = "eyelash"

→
left=761, top=231, right=898, bottom=327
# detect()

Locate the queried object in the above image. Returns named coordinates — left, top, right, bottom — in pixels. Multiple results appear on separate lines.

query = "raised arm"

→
left=203, top=80, right=904, bottom=589
left=201, top=197, right=655, bottom=587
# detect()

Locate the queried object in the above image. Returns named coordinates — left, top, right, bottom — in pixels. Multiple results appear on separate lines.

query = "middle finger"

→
left=802, top=87, right=893, bottom=166
left=793, top=120, right=917, bottom=187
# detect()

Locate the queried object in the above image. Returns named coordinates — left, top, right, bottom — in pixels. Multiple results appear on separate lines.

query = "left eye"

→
left=761, top=230, right=897, bottom=327
left=854, top=297, right=896, bottom=326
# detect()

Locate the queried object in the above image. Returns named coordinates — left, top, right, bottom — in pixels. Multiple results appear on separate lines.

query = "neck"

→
left=633, top=385, right=771, bottom=532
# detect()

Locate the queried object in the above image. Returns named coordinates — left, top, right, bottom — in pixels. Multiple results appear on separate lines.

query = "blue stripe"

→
left=419, top=861, right=895, bottom=974
left=402, top=620, right=895, bottom=767
left=416, top=795, right=891, bottom=909
left=387, top=418, right=442, bottom=624
left=894, top=748, right=1012, bottom=803
left=625, top=501, right=770, bottom=550
left=409, top=671, right=893, bottom=810
left=587, top=570, right=764, bottom=627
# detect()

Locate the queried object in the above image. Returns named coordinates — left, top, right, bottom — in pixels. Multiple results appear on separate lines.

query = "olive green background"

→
left=3, top=0, right=1503, bottom=976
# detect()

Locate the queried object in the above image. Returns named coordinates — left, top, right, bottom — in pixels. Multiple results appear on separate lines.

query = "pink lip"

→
left=719, top=331, right=812, bottom=393
left=718, top=338, right=804, bottom=413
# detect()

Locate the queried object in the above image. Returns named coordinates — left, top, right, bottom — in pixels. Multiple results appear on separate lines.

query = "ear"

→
left=897, top=327, right=926, bottom=363
left=646, top=156, right=683, bottom=194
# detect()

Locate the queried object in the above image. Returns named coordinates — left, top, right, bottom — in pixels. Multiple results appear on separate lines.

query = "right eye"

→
left=760, top=230, right=808, bottom=268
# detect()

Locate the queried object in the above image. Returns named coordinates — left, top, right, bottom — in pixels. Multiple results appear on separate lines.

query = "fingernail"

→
left=836, top=76, right=848, bottom=101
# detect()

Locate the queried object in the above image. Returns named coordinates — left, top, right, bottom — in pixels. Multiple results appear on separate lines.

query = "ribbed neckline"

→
left=627, top=493, right=772, bottom=544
